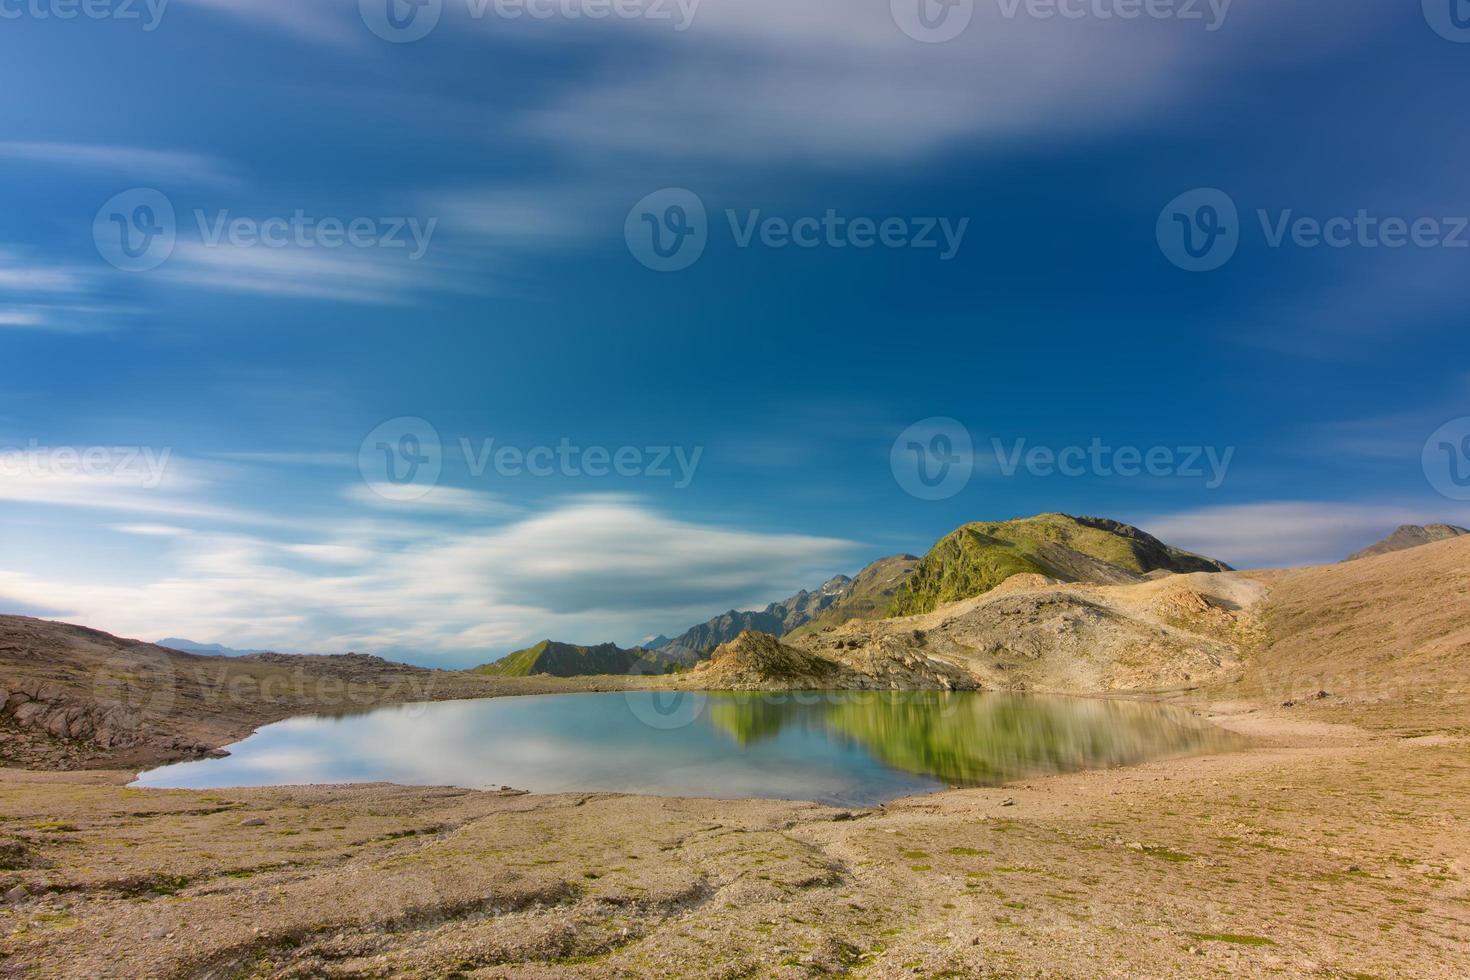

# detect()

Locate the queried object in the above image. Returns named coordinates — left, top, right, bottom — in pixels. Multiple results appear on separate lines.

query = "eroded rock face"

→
left=791, top=575, right=1253, bottom=694
left=0, top=677, right=209, bottom=756
left=692, top=631, right=976, bottom=691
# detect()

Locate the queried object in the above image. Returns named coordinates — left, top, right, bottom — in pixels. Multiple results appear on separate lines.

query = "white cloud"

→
left=108, top=524, right=192, bottom=537
left=0, top=496, right=860, bottom=665
left=0, top=250, right=139, bottom=332
left=343, top=482, right=520, bottom=518
left=156, top=242, right=448, bottom=305
left=0, top=142, right=238, bottom=187
left=172, top=0, right=358, bottom=44
left=1139, top=502, right=1469, bottom=569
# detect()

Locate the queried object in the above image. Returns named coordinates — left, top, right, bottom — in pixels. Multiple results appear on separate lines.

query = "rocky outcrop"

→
left=0, top=678, right=212, bottom=756
left=690, top=631, right=975, bottom=691
left=793, top=572, right=1257, bottom=694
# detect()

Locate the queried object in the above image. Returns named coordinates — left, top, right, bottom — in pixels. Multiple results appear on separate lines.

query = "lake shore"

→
left=3, top=698, right=1466, bottom=978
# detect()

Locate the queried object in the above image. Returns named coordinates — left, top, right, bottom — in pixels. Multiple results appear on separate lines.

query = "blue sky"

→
left=2, top=0, right=1468, bottom=665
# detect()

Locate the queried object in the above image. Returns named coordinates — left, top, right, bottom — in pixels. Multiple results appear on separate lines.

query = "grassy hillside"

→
left=889, top=513, right=1229, bottom=616
left=473, top=640, right=673, bottom=678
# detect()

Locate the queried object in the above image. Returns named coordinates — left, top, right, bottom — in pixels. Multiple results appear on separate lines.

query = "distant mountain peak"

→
left=157, top=637, right=273, bottom=657
left=1345, top=524, right=1470, bottom=562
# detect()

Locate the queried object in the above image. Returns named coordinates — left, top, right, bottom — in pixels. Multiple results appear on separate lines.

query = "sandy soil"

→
left=0, top=702, right=1466, bottom=979
left=2, top=539, right=1468, bottom=977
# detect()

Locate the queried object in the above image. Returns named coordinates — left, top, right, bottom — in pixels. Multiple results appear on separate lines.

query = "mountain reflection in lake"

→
left=134, top=691, right=1240, bottom=807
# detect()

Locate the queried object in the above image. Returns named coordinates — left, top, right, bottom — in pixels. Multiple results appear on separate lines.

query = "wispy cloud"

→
left=175, top=0, right=360, bottom=44
left=343, top=483, right=520, bottom=518
left=0, top=249, right=137, bottom=333
left=0, top=141, right=240, bottom=188
left=0, top=495, right=859, bottom=665
left=1139, top=501, right=1468, bottom=569
left=156, top=242, right=449, bottom=305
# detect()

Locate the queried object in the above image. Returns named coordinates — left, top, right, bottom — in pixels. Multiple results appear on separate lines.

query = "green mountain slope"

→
left=472, top=640, right=674, bottom=678
left=889, top=513, right=1230, bottom=617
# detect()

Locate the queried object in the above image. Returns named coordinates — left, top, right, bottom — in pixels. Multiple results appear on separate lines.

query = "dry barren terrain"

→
left=2, top=537, right=1468, bottom=977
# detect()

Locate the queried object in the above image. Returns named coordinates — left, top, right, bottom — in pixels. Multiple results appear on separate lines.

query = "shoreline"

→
left=119, top=685, right=1252, bottom=802
left=4, top=696, right=1465, bottom=977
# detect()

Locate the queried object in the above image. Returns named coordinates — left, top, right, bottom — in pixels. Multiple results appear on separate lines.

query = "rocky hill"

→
left=1344, top=523, right=1468, bottom=561
left=794, top=571, right=1258, bottom=694
left=0, top=616, right=502, bottom=770
left=889, top=514, right=1230, bottom=617
left=688, top=630, right=974, bottom=691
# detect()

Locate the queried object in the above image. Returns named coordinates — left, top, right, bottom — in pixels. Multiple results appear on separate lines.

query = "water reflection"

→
left=135, top=691, right=1238, bottom=807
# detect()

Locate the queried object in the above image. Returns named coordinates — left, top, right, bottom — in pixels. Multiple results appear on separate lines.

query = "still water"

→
left=134, top=691, right=1238, bottom=807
